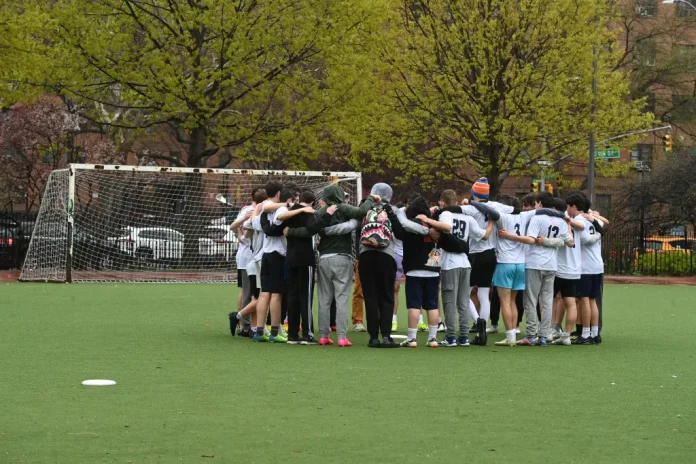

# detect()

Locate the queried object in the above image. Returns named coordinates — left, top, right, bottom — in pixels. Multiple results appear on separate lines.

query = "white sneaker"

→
left=551, top=328, right=562, bottom=340
left=427, top=338, right=439, bottom=348
left=515, top=328, right=521, bottom=334
left=486, top=324, right=498, bottom=334
left=353, top=323, right=366, bottom=332
left=401, top=338, right=418, bottom=348
left=437, top=322, right=446, bottom=333
left=551, top=335, right=571, bottom=346
left=494, top=338, right=516, bottom=347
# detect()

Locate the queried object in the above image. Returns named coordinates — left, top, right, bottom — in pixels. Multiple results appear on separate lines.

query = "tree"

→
left=349, top=0, right=654, bottom=197
left=36, top=0, right=389, bottom=169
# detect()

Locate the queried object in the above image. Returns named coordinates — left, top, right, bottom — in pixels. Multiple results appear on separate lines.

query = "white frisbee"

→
left=389, top=335, right=407, bottom=340
left=82, top=379, right=116, bottom=386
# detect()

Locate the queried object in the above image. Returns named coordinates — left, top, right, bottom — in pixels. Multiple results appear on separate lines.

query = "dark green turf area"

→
left=1, top=283, right=696, bottom=463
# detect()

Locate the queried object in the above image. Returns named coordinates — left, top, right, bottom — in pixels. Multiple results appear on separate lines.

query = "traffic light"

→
left=663, top=134, right=672, bottom=152
left=547, top=184, right=554, bottom=195
left=531, top=181, right=539, bottom=193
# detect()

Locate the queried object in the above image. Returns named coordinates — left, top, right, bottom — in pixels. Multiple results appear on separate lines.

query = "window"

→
left=595, top=194, right=612, bottom=218
left=634, top=38, right=656, bottom=67
left=631, top=144, right=653, bottom=168
left=677, top=0, right=696, bottom=18
left=673, top=44, right=696, bottom=72
left=671, top=95, right=696, bottom=120
left=636, top=0, right=657, bottom=17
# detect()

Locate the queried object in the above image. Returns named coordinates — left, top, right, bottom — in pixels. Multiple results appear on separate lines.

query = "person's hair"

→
left=264, top=180, right=283, bottom=199
left=251, top=186, right=265, bottom=201
left=279, top=188, right=294, bottom=203
left=284, top=181, right=299, bottom=195
left=565, top=191, right=589, bottom=213
left=498, top=194, right=521, bottom=209
left=522, top=193, right=537, bottom=208
left=439, top=189, right=458, bottom=206
left=552, top=198, right=567, bottom=212
left=299, top=190, right=315, bottom=205
left=253, top=188, right=267, bottom=204
left=536, top=192, right=554, bottom=208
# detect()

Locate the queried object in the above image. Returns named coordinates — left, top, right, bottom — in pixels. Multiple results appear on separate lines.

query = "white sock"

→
left=251, top=327, right=257, bottom=333
left=428, top=325, right=438, bottom=340
left=582, top=327, right=591, bottom=338
left=469, top=299, right=479, bottom=320
left=418, top=314, right=424, bottom=324
left=408, top=328, right=417, bottom=340
left=236, top=312, right=242, bottom=320
left=478, top=287, right=491, bottom=321
left=506, top=330, right=516, bottom=341
left=392, top=315, right=398, bottom=323
left=590, top=326, right=599, bottom=337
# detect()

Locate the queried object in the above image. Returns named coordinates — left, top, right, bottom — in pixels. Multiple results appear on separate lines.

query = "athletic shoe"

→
left=401, top=338, right=418, bottom=348
left=457, top=336, right=470, bottom=347
left=253, top=332, right=269, bottom=342
left=269, top=334, right=287, bottom=343
left=495, top=339, right=516, bottom=347
left=552, top=335, right=571, bottom=346
left=572, top=336, right=593, bottom=345
left=281, top=323, right=289, bottom=335
left=381, top=337, right=400, bottom=348
left=287, top=336, right=302, bottom=345
left=265, top=325, right=271, bottom=335
left=417, top=322, right=428, bottom=332
left=353, top=323, right=366, bottom=332
left=338, top=338, right=353, bottom=347
left=427, top=338, right=439, bottom=348
left=368, top=338, right=381, bottom=348
left=391, top=321, right=398, bottom=332
left=228, top=312, right=240, bottom=335
left=515, top=328, right=521, bottom=334
left=239, top=328, right=251, bottom=338
left=551, top=328, right=562, bottom=340
left=476, top=318, right=488, bottom=345
left=437, top=321, right=446, bottom=333
left=301, top=336, right=318, bottom=345
left=319, top=337, right=334, bottom=346
left=517, top=337, right=534, bottom=346
left=330, top=325, right=337, bottom=332
left=537, top=337, right=548, bottom=347
left=487, top=324, right=498, bottom=334
left=594, top=335, right=602, bottom=344
left=439, top=336, right=457, bottom=347
left=469, top=322, right=478, bottom=333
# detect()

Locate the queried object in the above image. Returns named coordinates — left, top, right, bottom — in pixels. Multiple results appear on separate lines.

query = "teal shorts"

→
left=492, top=263, right=525, bottom=291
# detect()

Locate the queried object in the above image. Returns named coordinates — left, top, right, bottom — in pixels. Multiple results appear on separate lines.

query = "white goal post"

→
left=20, top=164, right=362, bottom=283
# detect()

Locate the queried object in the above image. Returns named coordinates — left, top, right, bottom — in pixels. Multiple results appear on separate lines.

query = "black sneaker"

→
left=301, top=336, right=318, bottom=345
left=239, top=328, right=251, bottom=338
left=380, top=337, right=400, bottom=348
left=594, top=335, right=602, bottom=344
left=469, top=321, right=478, bottom=333
left=287, top=336, right=302, bottom=345
left=572, top=336, right=593, bottom=345
left=476, top=318, right=488, bottom=345
left=368, top=338, right=381, bottom=348
left=228, top=312, right=239, bottom=336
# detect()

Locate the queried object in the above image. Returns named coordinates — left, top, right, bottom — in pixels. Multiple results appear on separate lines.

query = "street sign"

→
left=595, top=147, right=620, bottom=159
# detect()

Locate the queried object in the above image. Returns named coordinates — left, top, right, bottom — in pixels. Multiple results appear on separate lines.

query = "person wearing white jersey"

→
left=392, top=204, right=405, bottom=332
left=575, top=196, right=607, bottom=345
left=549, top=196, right=587, bottom=346
left=460, top=178, right=514, bottom=343
left=419, top=190, right=493, bottom=347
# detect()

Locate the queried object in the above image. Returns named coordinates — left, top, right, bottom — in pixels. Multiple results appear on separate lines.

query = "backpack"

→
left=360, top=205, right=393, bottom=248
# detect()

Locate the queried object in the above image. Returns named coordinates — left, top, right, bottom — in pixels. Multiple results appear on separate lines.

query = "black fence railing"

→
left=602, top=228, right=695, bottom=277
left=0, top=212, right=37, bottom=271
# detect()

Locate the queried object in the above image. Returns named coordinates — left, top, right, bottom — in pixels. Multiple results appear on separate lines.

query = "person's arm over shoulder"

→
left=395, top=207, right=429, bottom=235
left=469, top=200, right=500, bottom=221
left=324, top=219, right=360, bottom=236
left=385, top=203, right=406, bottom=240
left=337, top=197, right=375, bottom=219
left=488, top=201, right=514, bottom=214
left=260, top=212, right=284, bottom=237
left=467, top=216, right=488, bottom=241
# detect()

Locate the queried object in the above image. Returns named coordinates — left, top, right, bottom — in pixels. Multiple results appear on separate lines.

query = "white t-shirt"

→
left=439, top=211, right=485, bottom=270
left=580, top=217, right=604, bottom=275
left=261, top=205, right=288, bottom=256
left=245, top=216, right=265, bottom=275
left=235, top=206, right=254, bottom=269
left=495, top=210, right=535, bottom=264
left=557, top=215, right=583, bottom=280
left=461, top=201, right=514, bottom=254
left=525, top=215, right=570, bottom=271
left=393, top=207, right=406, bottom=257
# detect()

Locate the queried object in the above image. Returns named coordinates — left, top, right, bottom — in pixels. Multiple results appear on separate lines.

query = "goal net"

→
left=20, top=164, right=362, bottom=283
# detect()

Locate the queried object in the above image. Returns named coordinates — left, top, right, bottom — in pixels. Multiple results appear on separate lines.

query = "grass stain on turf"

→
left=1, top=283, right=696, bottom=463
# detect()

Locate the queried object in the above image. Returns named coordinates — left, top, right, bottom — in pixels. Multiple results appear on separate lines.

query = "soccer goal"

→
left=20, top=164, right=362, bottom=283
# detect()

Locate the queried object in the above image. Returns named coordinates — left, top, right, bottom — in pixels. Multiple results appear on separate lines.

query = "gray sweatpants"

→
left=317, top=254, right=353, bottom=338
left=441, top=267, right=471, bottom=338
left=524, top=269, right=555, bottom=339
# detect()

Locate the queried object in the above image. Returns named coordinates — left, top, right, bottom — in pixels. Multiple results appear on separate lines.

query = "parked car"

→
left=198, top=226, right=238, bottom=260
left=0, top=223, right=20, bottom=269
left=106, top=227, right=184, bottom=261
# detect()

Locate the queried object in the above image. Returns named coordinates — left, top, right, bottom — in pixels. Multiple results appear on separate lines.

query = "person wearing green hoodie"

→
left=286, top=184, right=378, bottom=346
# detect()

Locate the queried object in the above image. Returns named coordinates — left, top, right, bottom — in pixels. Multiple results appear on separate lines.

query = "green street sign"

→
left=596, top=147, right=620, bottom=159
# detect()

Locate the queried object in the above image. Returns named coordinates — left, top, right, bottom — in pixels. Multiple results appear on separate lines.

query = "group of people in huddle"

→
left=228, top=176, right=607, bottom=348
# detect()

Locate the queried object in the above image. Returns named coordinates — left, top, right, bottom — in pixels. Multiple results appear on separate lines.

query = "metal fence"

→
left=0, top=212, right=37, bottom=270
left=602, top=228, right=695, bottom=277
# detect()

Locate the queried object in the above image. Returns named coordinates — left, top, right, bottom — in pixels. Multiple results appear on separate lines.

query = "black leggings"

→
left=359, top=251, right=396, bottom=339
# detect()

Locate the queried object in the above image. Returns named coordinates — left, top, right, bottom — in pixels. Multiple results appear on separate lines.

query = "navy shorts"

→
left=577, top=274, right=603, bottom=299
left=260, top=252, right=287, bottom=294
left=470, top=249, right=497, bottom=288
left=554, top=277, right=579, bottom=298
left=405, top=275, right=440, bottom=310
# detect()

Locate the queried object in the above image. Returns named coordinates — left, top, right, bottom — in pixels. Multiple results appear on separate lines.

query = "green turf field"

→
left=1, top=283, right=695, bottom=463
